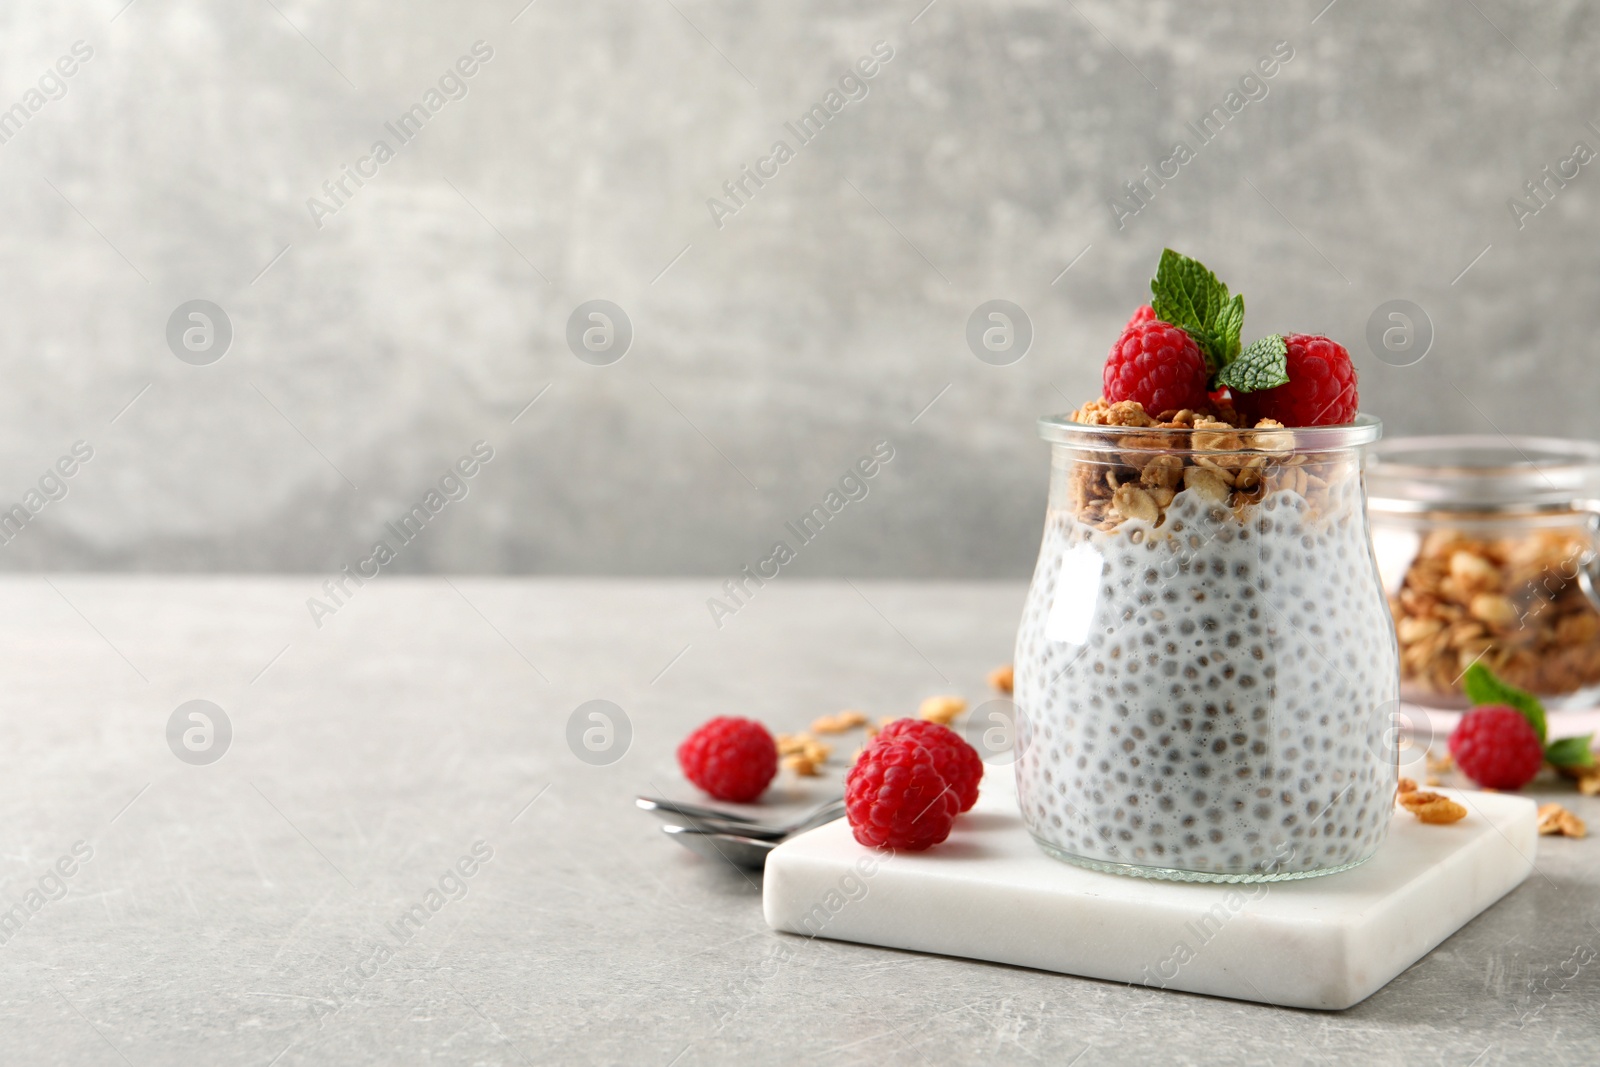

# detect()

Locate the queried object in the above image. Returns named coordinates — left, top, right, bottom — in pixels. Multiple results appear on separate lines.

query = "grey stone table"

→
left=0, top=577, right=1594, bottom=1066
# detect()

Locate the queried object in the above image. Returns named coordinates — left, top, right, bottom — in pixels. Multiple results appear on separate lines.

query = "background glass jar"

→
left=1014, top=414, right=1397, bottom=883
left=1367, top=436, right=1600, bottom=710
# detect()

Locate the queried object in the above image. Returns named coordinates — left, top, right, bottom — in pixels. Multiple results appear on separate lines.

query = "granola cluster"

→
left=1538, top=802, right=1589, bottom=838
left=1066, top=398, right=1341, bottom=532
left=1395, top=779, right=1469, bottom=824
left=1390, top=530, right=1600, bottom=699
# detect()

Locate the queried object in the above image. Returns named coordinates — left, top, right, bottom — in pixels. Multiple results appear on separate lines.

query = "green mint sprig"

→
left=1150, top=249, right=1244, bottom=373
left=1463, top=662, right=1594, bottom=769
left=1148, top=249, right=1288, bottom=394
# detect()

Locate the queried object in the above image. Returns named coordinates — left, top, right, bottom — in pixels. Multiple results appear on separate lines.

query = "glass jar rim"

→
left=1367, top=434, right=1600, bottom=514
left=1035, top=411, right=1382, bottom=455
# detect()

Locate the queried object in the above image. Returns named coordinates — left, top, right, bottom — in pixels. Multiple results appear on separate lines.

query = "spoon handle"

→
left=635, top=796, right=763, bottom=824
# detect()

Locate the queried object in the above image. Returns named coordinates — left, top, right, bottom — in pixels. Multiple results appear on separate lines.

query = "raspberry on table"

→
left=1102, top=320, right=1211, bottom=416
left=677, top=717, right=778, bottom=802
left=845, top=735, right=960, bottom=851
left=1232, top=333, right=1358, bottom=427
left=880, top=718, right=984, bottom=812
left=1448, top=705, right=1545, bottom=791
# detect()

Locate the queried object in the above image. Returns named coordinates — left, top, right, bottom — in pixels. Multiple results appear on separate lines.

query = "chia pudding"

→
left=1015, top=412, right=1398, bottom=882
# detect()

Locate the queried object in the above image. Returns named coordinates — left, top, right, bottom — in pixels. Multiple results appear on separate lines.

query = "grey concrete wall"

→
left=0, top=0, right=1596, bottom=577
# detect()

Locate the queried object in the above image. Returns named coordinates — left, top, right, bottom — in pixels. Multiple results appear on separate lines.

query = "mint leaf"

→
left=1545, top=734, right=1595, bottom=769
left=1213, top=294, right=1244, bottom=366
left=1216, top=334, right=1288, bottom=393
left=1462, top=662, right=1547, bottom=744
left=1150, top=249, right=1240, bottom=371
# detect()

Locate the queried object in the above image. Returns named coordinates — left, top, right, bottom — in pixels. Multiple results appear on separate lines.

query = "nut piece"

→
left=988, top=664, right=1014, bottom=694
left=776, top=733, right=810, bottom=756
left=1112, top=484, right=1160, bottom=524
left=1468, top=593, right=1519, bottom=630
left=1191, top=416, right=1242, bottom=453
left=1449, top=550, right=1501, bottom=592
left=918, top=696, right=967, bottom=725
left=1140, top=454, right=1184, bottom=490
left=1397, top=777, right=1418, bottom=796
left=1183, top=465, right=1231, bottom=502
left=1537, top=802, right=1588, bottom=837
left=1397, top=790, right=1469, bottom=824
left=1396, top=616, right=1445, bottom=644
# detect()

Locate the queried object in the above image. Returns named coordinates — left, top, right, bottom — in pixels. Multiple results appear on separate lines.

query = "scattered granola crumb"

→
left=812, top=710, right=868, bottom=734
left=1397, top=790, right=1469, bottom=824
left=1397, top=777, right=1418, bottom=796
left=775, top=733, right=810, bottom=756
left=1425, top=775, right=1443, bottom=787
left=1538, top=803, right=1588, bottom=837
left=1427, top=751, right=1455, bottom=774
left=918, top=696, right=967, bottom=725
left=988, top=664, right=1014, bottom=695
left=783, top=753, right=820, bottom=777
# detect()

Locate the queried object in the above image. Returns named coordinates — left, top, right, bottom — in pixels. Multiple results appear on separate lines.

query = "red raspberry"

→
left=1232, top=334, right=1358, bottom=427
left=880, top=719, right=984, bottom=812
left=1125, top=304, right=1156, bottom=330
left=677, top=717, right=778, bottom=802
left=1102, top=321, right=1210, bottom=415
left=1448, top=705, right=1544, bottom=790
left=845, top=736, right=960, bottom=851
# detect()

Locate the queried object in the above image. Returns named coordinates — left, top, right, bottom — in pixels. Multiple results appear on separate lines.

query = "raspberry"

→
left=880, top=719, right=984, bottom=812
left=1102, top=321, right=1211, bottom=416
left=1448, top=705, right=1545, bottom=790
left=845, top=735, right=960, bottom=851
left=1232, top=334, right=1358, bottom=427
left=677, top=717, right=778, bottom=802
left=1125, top=304, right=1157, bottom=330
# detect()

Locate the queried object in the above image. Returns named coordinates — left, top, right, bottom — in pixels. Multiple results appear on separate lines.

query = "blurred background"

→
left=1, top=0, right=1595, bottom=577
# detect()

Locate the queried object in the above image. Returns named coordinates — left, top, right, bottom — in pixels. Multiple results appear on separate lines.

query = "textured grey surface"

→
left=1, top=1, right=1599, bottom=576
left=0, top=576, right=1594, bottom=1064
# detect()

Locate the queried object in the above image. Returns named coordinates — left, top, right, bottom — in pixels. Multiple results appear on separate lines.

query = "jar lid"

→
left=1366, top=434, right=1600, bottom=514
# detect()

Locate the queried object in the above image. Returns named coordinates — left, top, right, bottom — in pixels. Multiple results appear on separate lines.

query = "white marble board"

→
left=763, top=776, right=1537, bottom=1010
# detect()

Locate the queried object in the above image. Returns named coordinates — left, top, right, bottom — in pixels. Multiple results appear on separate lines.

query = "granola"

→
left=1389, top=529, right=1600, bottom=699
left=811, top=710, right=868, bottom=734
left=1064, top=399, right=1337, bottom=533
left=987, top=664, right=1014, bottom=694
left=1396, top=789, right=1469, bottom=824
left=917, top=696, right=967, bottom=725
left=1537, top=802, right=1588, bottom=838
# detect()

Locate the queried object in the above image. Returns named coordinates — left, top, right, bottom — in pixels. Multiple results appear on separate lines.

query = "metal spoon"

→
left=661, top=824, right=777, bottom=869
left=637, top=796, right=845, bottom=840
left=634, top=796, right=766, bottom=825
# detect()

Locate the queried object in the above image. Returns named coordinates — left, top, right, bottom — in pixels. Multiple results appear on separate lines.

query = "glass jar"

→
left=1367, top=435, right=1600, bottom=710
left=1014, top=413, right=1397, bottom=883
